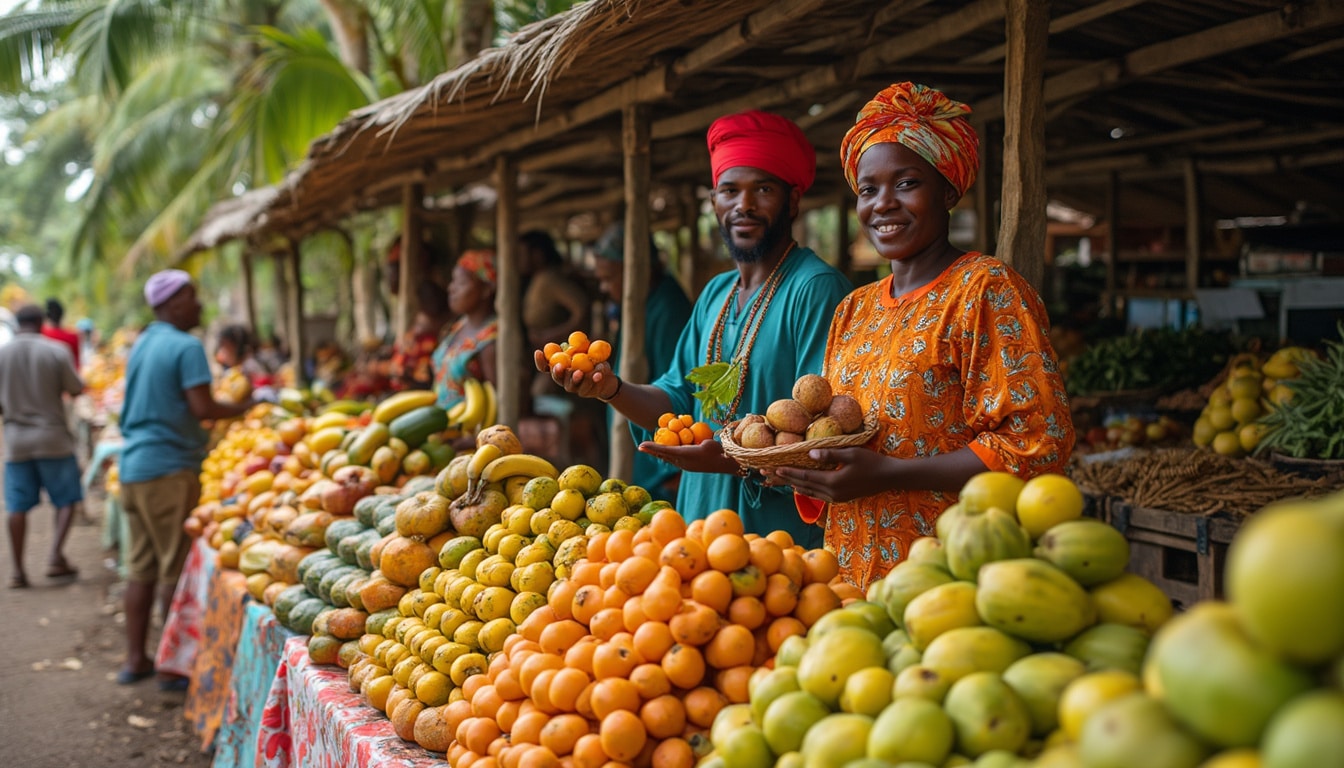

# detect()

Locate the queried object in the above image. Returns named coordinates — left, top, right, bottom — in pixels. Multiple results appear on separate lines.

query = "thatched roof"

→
left=189, top=0, right=1344, bottom=250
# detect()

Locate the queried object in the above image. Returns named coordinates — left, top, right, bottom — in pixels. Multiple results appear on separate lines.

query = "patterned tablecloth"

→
left=257, top=636, right=448, bottom=768
left=212, top=602, right=297, bottom=768
left=181, top=553, right=250, bottom=751
left=157, top=537, right=217, bottom=677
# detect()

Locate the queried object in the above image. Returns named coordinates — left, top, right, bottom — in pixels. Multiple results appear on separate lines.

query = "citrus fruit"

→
left=1014, top=474, right=1084, bottom=539
left=957, top=472, right=1025, bottom=515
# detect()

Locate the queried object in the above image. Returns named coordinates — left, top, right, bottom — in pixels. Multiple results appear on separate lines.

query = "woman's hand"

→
left=639, top=439, right=742, bottom=476
left=769, top=447, right=899, bottom=503
left=533, top=350, right=616, bottom=400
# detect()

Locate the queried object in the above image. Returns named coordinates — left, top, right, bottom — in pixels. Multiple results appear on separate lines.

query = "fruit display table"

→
left=159, top=536, right=221, bottom=683
left=182, top=550, right=250, bottom=750
left=256, top=636, right=445, bottom=768
left=211, top=601, right=299, bottom=768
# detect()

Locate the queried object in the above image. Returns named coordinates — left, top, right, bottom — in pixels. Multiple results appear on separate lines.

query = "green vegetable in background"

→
left=1255, top=324, right=1344, bottom=460
left=1065, top=327, right=1234, bottom=395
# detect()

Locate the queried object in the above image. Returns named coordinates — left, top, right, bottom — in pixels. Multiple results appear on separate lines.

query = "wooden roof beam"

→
left=962, top=0, right=1152, bottom=64
left=1051, top=119, right=1264, bottom=161
left=854, top=0, right=1005, bottom=75
left=979, top=0, right=1344, bottom=121
left=672, top=0, right=835, bottom=76
left=788, top=0, right=935, bottom=55
left=1274, top=34, right=1344, bottom=64
left=1194, top=125, right=1344, bottom=155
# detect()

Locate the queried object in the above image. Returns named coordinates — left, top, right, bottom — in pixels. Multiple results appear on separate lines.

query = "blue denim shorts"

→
left=4, top=456, right=85, bottom=513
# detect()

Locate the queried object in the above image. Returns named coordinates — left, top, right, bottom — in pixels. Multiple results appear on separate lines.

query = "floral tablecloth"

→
left=212, top=601, right=296, bottom=768
left=181, top=554, right=250, bottom=751
left=258, top=636, right=447, bottom=768
left=157, top=537, right=217, bottom=677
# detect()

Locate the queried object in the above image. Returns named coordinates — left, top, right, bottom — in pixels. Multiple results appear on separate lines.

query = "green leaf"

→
left=686, top=362, right=730, bottom=386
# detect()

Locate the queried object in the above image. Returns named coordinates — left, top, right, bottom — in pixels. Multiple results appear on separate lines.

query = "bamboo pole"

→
left=241, top=251, right=257, bottom=332
left=834, top=191, right=852, bottom=279
left=1104, top=170, right=1120, bottom=318
left=612, top=104, right=652, bottom=482
left=1183, top=158, right=1202, bottom=297
left=997, top=0, right=1049, bottom=292
left=285, top=240, right=307, bottom=387
left=398, top=184, right=425, bottom=339
left=495, top=156, right=522, bottom=428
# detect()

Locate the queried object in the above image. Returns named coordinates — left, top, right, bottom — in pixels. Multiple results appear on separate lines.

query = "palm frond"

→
left=0, top=4, right=93, bottom=91
left=63, top=0, right=204, bottom=97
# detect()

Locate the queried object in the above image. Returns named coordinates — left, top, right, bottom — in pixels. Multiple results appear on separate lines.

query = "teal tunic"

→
left=648, top=246, right=851, bottom=548
left=610, top=273, right=694, bottom=501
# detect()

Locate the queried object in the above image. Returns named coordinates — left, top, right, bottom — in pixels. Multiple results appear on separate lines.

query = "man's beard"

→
left=720, top=212, right=794, bottom=263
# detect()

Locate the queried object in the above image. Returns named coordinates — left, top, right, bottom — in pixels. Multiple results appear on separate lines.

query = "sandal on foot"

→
left=116, top=666, right=156, bottom=685
left=157, top=676, right=191, bottom=692
left=9, top=574, right=29, bottom=589
left=46, top=564, right=79, bottom=582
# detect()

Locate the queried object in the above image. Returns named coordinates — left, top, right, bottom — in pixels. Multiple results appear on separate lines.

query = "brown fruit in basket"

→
left=739, top=422, right=778, bottom=449
left=806, top=416, right=845, bottom=440
left=766, top=399, right=812, bottom=434
left=827, top=394, right=864, bottom=433
left=733, top=413, right=766, bottom=443
left=776, top=431, right=805, bottom=446
left=792, top=374, right=833, bottom=415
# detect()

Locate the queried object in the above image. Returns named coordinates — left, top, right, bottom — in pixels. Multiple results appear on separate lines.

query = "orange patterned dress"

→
left=819, top=252, right=1074, bottom=587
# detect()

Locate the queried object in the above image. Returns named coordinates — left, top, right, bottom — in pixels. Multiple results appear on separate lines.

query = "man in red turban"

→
left=536, top=109, right=852, bottom=548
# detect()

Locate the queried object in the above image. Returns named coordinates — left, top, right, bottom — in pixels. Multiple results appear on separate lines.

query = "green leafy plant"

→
left=686, top=361, right=738, bottom=424
left=1255, top=324, right=1344, bottom=460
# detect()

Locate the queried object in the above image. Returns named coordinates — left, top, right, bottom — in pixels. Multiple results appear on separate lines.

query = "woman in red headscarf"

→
left=771, top=83, right=1075, bottom=589
left=431, top=250, right=500, bottom=411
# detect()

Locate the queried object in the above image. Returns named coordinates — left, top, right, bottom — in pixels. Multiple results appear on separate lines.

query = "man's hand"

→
left=638, top=439, right=743, bottom=476
left=534, top=350, right=617, bottom=400
left=768, top=447, right=896, bottom=503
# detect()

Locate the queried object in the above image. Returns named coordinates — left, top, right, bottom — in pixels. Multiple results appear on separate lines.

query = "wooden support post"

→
left=241, top=251, right=257, bottom=333
left=285, top=240, right=307, bottom=387
left=398, top=183, right=425, bottom=339
left=998, top=0, right=1050, bottom=293
left=612, top=104, right=652, bottom=483
left=273, top=252, right=289, bottom=344
left=1104, top=170, right=1120, bottom=318
left=1183, top=158, right=1202, bottom=297
left=679, top=184, right=701, bottom=294
left=972, top=117, right=995, bottom=255
left=495, top=155, right=522, bottom=428
left=834, top=192, right=852, bottom=279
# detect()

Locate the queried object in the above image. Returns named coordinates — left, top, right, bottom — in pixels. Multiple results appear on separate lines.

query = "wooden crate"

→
left=1103, top=501, right=1243, bottom=611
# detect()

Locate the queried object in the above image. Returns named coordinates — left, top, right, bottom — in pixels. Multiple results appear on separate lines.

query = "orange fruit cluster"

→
left=542, top=332, right=613, bottom=377
left=436, top=508, right=860, bottom=768
left=654, top=414, right=714, bottom=447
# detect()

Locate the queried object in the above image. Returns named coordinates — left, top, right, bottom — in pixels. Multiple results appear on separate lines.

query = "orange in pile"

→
left=653, top=414, right=714, bottom=447
left=542, top=332, right=613, bottom=377
left=429, top=508, right=861, bottom=768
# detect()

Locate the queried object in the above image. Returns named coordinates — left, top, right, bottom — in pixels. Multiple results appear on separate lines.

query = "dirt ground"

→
left=0, top=454, right=215, bottom=767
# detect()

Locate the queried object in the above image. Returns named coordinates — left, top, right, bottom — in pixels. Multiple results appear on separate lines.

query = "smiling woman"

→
left=772, top=83, right=1076, bottom=589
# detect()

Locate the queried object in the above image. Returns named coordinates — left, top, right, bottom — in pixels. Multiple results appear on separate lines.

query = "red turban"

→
left=840, top=82, right=980, bottom=199
left=707, top=110, right=816, bottom=192
left=457, top=249, right=497, bottom=286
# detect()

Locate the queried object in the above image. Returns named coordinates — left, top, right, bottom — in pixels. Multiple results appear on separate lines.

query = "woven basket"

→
left=721, top=412, right=880, bottom=471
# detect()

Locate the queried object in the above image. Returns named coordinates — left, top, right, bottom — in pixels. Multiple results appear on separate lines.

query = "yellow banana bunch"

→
left=480, top=381, right=498, bottom=431
left=452, top=378, right=488, bottom=432
left=464, top=443, right=504, bottom=499
left=373, top=390, right=438, bottom=424
left=478, top=454, right=558, bottom=486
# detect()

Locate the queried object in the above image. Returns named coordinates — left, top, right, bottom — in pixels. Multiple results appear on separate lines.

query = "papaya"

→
left=325, top=517, right=367, bottom=558
left=903, top=581, right=981, bottom=651
left=919, top=626, right=1031, bottom=684
left=1078, top=693, right=1208, bottom=768
left=942, top=671, right=1031, bottom=757
left=1225, top=497, right=1344, bottom=665
left=1148, top=602, right=1314, bottom=748
left=1260, top=691, right=1344, bottom=768
left=272, top=583, right=310, bottom=625
left=905, top=536, right=948, bottom=570
left=345, top=422, right=390, bottom=466
left=799, top=713, right=873, bottom=768
left=866, top=697, right=954, bottom=765
left=975, top=559, right=1096, bottom=643
left=1089, top=573, right=1173, bottom=636
left=797, top=626, right=887, bottom=708
left=308, top=633, right=343, bottom=665
left=893, top=664, right=952, bottom=703
left=284, top=510, right=334, bottom=549
left=1033, top=519, right=1129, bottom=586
left=1001, top=653, right=1087, bottom=736
left=1063, top=623, right=1150, bottom=676
left=880, top=562, right=955, bottom=628
left=761, top=691, right=829, bottom=756
left=944, top=507, right=1032, bottom=581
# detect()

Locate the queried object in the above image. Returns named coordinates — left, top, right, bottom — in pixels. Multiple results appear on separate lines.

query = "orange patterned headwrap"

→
left=840, top=82, right=980, bottom=199
left=457, top=249, right=497, bottom=287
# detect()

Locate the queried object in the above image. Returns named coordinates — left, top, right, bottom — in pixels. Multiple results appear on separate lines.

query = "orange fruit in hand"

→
left=549, top=351, right=573, bottom=368
left=543, top=342, right=562, bottom=360
left=654, top=429, right=680, bottom=447
left=567, top=331, right=590, bottom=353
left=658, top=413, right=675, bottom=429
left=690, top=422, right=714, bottom=443
left=677, top=429, right=695, bottom=446
left=587, top=340, right=612, bottom=364
left=571, top=353, right=595, bottom=373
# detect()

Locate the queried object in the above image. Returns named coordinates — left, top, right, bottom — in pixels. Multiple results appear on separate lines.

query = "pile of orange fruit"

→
left=654, top=414, right=715, bottom=447
left=542, top=332, right=613, bottom=377
left=425, top=508, right=860, bottom=768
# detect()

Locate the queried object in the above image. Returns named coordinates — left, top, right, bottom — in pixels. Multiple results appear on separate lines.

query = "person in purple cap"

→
left=116, top=270, right=253, bottom=689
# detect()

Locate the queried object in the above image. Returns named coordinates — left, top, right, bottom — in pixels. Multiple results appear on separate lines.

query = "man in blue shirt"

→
left=536, top=111, right=851, bottom=546
left=117, top=270, right=253, bottom=688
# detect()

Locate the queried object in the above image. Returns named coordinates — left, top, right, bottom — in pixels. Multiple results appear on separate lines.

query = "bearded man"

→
left=538, top=110, right=851, bottom=546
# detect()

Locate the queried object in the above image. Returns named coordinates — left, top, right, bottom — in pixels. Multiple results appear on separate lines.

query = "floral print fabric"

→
left=819, top=252, right=1074, bottom=588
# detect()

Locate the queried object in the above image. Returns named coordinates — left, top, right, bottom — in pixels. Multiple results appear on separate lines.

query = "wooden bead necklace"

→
left=702, top=241, right=795, bottom=420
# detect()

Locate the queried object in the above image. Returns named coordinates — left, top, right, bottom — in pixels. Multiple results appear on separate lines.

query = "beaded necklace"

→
left=701, top=242, right=795, bottom=420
